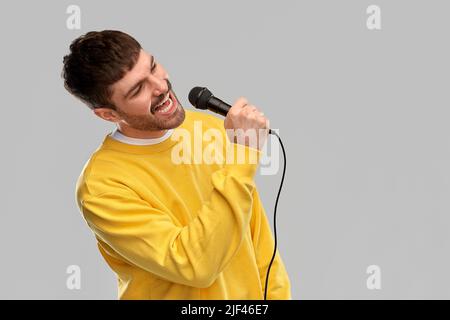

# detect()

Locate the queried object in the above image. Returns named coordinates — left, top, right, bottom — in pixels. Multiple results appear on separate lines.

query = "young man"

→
left=63, top=30, right=291, bottom=300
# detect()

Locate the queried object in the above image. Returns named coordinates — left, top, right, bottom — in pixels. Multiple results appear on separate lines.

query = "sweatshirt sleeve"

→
left=80, top=142, right=261, bottom=289
left=250, top=188, right=292, bottom=299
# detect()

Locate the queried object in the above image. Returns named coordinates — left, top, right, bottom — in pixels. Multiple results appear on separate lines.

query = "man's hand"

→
left=224, top=97, right=270, bottom=151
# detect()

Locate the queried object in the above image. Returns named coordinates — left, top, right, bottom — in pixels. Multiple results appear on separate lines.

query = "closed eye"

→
left=131, top=84, right=143, bottom=97
left=130, top=61, right=158, bottom=98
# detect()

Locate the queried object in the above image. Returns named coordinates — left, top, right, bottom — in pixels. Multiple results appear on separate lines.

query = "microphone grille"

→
left=188, top=86, right=212, bottom=110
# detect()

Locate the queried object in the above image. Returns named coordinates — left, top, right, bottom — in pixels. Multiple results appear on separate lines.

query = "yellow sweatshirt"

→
left=76, top=109, right=291, bottom=300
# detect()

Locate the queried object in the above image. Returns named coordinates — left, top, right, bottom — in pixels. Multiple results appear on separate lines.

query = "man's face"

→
left=103, top=49, right=185, bottom=132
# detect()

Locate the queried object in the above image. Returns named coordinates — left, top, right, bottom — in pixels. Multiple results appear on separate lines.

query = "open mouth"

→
left=153, top=91, right=177, bottom=116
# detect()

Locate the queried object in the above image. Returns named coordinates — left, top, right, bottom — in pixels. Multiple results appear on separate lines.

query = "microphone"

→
left=188, top=86, right=273, bottom=135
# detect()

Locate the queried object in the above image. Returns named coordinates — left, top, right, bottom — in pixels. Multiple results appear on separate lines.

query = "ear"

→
left=93, top=107, right=121, bottom=123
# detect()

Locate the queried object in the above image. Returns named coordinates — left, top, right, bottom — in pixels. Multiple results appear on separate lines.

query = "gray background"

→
left=0, top=0, right=449, bottom=299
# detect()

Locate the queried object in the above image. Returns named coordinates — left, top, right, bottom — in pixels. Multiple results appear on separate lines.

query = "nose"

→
left=149, top=74, right=169, bottom=97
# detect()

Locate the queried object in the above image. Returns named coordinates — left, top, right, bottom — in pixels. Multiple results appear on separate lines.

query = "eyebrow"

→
left=123, top=55, right=155, bottom=99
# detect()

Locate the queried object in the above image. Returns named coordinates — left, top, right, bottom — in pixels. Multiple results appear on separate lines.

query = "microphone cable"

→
left=264, top=130, right=286, bottom=300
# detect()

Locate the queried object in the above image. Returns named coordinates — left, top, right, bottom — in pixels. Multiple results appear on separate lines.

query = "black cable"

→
left=264, top=130, right=286, bottom=300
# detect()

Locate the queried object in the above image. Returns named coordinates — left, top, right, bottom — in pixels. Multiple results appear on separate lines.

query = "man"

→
left=63, top=30, right=291, bottom=300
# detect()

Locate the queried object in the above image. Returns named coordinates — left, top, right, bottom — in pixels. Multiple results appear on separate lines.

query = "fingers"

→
left=231, top=97, right=249, bottom=112
left=242, top=104, right=257, bottom=115
left=249, top=106, right=266, bottom=120
left=227, top=96, right=268, bottom=128
left=235, top=99, right=267, bottom=123
left=232, top=97, right=264, bottom=113
left=224, top=97, right=270, bottom=150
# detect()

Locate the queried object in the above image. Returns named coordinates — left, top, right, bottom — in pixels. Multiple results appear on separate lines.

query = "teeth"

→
left=156, top=98, right=173, bottom=113
left=155, top=94, right=170, bottom=110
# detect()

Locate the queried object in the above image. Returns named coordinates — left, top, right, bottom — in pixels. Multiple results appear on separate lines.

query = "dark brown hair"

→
left=62, top=30, right=142, bottom=110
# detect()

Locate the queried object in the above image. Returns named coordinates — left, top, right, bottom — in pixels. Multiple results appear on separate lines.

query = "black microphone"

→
left=188, top=86, right=273, bottom=135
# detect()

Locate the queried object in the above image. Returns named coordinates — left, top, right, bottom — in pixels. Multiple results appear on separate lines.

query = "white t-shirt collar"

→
left=109, top=128, right=174, bottom=145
